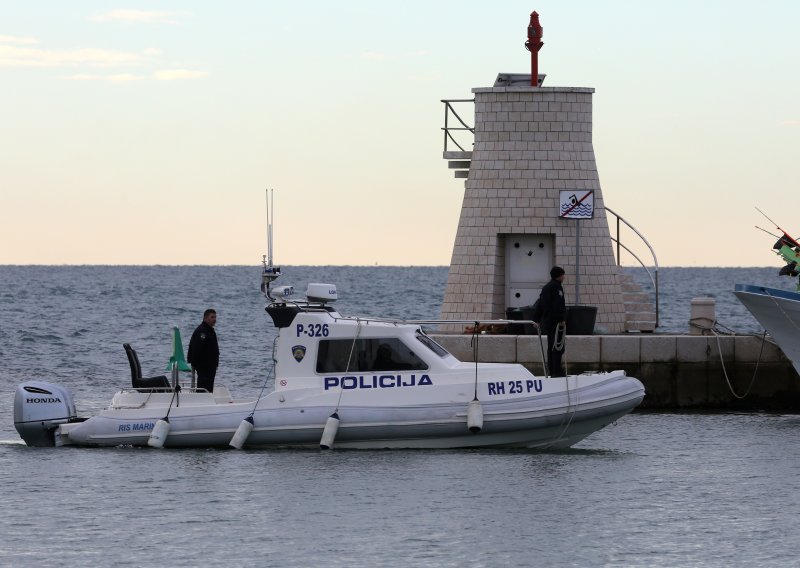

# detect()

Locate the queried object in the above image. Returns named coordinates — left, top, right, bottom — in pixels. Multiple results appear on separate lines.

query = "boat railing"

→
left=279, top=302, right=537, bottom=329
left=110, top=386, right=214, bottom=410
left=118, top=386, right=211, bottom=395
left=441, top=99, right=475, bottom=153
left=333, top=314, right=541, bottom=328
left=604, top=206, right=660, bottom=328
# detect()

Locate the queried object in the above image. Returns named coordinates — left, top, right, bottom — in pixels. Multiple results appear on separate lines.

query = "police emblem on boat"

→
left=292, top=345, right=306, bottom=362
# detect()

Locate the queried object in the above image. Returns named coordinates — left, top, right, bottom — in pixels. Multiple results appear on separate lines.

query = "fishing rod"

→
left=756, top=207, right=800, bottom=248
left=755, top=206, right=780, bottom=229
left=755, top=225, right=780, bottom=239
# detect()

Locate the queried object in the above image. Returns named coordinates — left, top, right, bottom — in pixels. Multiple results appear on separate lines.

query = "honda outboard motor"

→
left=14, top=381, right=77, bottom=447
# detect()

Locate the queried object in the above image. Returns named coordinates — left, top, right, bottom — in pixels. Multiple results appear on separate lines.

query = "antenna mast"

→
left=261, top=188, right=281, bottom=298
left=266, top=188, right=274, bottom=267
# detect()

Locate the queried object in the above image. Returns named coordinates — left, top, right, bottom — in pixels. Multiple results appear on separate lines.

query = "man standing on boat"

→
left=187, top=309, right=219, bottom=393
left=539, top=267, right=566, bottom=377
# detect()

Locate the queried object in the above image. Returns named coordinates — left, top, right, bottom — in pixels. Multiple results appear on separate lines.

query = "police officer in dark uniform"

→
left=187, top=308, right=219, bottom=393
left=538, top=266, right=567, bottom=377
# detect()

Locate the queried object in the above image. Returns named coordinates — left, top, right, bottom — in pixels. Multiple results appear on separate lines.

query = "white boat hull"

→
left=51, top=373, right=644, bottom=449
left=734, top=284, right=800, bottom=375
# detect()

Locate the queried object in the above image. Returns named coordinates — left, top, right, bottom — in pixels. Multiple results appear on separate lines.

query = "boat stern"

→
left=13, top=381, right=78, bottom=447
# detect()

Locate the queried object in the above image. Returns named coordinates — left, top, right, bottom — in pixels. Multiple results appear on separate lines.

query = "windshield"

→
left=415, top=330, right=450, bottom=358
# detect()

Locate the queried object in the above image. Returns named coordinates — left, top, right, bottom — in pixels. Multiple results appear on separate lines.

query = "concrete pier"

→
left=432, top=333, right=800, bottom=411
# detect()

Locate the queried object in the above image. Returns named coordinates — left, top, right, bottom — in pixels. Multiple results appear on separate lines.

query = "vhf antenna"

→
left=261, top=188, right=281, bottom=299
left=267, top=188, right=274, bottom=268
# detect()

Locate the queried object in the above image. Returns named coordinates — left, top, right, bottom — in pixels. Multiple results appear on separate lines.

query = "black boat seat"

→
left=123, top=343, right=171, bottom=390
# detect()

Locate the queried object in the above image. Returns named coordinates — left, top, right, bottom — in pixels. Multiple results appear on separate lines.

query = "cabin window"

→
left=415, top=330, right=450, bottom=358
left=316, top=338, right=429, bottom=373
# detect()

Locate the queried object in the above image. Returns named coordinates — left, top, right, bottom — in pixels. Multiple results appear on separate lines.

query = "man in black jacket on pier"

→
left=187, top=309, right=219, bottom=393
left=539, top=267, right=567, bottom=377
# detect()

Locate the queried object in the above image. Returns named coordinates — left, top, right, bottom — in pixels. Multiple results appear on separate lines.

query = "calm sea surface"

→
left=1, top=266, right=799, bottom=567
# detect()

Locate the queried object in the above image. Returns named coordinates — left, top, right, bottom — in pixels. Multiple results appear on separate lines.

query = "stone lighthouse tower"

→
left=439, top=12, right=629, bottom=333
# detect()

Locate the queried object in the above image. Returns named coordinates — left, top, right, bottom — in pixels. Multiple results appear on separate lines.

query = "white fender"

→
left=467, top=399, right=484, bottom=433
left=148, top=418, right=170, bottom=448
left=319, top=412, right=340, bottom=450
left=229, top=416, right=255, bottom=449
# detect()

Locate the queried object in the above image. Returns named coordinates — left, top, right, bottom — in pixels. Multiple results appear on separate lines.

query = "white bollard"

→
left=689, top=297, right=716, bottom=335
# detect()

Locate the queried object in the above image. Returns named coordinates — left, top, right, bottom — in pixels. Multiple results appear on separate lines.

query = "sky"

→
left=1, top=1, right=798, bottom=266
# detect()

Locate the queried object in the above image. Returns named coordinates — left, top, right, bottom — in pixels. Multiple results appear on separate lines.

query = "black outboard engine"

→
left=14, top=381, right=77, bottom=447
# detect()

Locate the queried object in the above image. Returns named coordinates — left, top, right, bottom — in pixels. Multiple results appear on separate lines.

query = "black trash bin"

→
left=519, top=305, right=537, bottom=335
left=505, top=307, right=524, bottom=335
left=566, top=305, right=597, bottom=335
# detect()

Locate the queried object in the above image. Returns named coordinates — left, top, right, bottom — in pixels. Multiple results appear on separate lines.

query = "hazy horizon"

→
left=2, top=1, right=797, bottom=266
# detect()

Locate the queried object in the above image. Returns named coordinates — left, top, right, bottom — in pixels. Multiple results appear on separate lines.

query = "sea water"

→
left=1, top=266, right=798, bottom=567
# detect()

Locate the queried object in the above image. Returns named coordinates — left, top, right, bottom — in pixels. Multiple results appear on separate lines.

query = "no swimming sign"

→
left=559, top=190, right=594, bottom=219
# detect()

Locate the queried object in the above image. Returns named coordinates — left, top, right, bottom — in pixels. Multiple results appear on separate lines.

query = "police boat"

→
left=14, top=264, right=645, bottom=450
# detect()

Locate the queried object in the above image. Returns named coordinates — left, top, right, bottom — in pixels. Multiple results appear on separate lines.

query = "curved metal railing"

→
left=605, top=206, right=659, bottom=328
left=441, top=99, right=475, bottom=152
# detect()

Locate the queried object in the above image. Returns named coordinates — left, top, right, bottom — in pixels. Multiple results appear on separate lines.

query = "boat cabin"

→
left=266, top=301, right=456, bottom=389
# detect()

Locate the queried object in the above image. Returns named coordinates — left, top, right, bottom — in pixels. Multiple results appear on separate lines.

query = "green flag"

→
left=166, top=326, right=192, bottom=372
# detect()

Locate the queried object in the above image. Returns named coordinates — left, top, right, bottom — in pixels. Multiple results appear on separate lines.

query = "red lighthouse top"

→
left=525, top=11, right=544, bottom=87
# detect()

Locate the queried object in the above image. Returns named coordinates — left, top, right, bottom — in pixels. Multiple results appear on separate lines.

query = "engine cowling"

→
left=14, top=381, right=77, bottom=447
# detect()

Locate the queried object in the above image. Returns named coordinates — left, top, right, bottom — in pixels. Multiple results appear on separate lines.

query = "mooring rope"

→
left=559, top=322, right=568, bottom=376
left=713, top=328, right=765, bottom=400
left=546, top=322, right=575, bottom=447
left=547, top=374, right=577, bottom=448
left=689, top=317, right=767, bottom=400
left=535, top=323, right=548, bottom=376
left=247, top=335, right=279, bottom=419
left=553, top=321, right=567, bottom=351
left=470, top=322, right=480, bottom=399
left=334, top=318, right=363, bottom=412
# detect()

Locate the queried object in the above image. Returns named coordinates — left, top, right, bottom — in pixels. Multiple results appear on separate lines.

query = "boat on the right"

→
left=734, top=219, right=800, bottom=374
left=733, top=284, right=800, bottom=375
